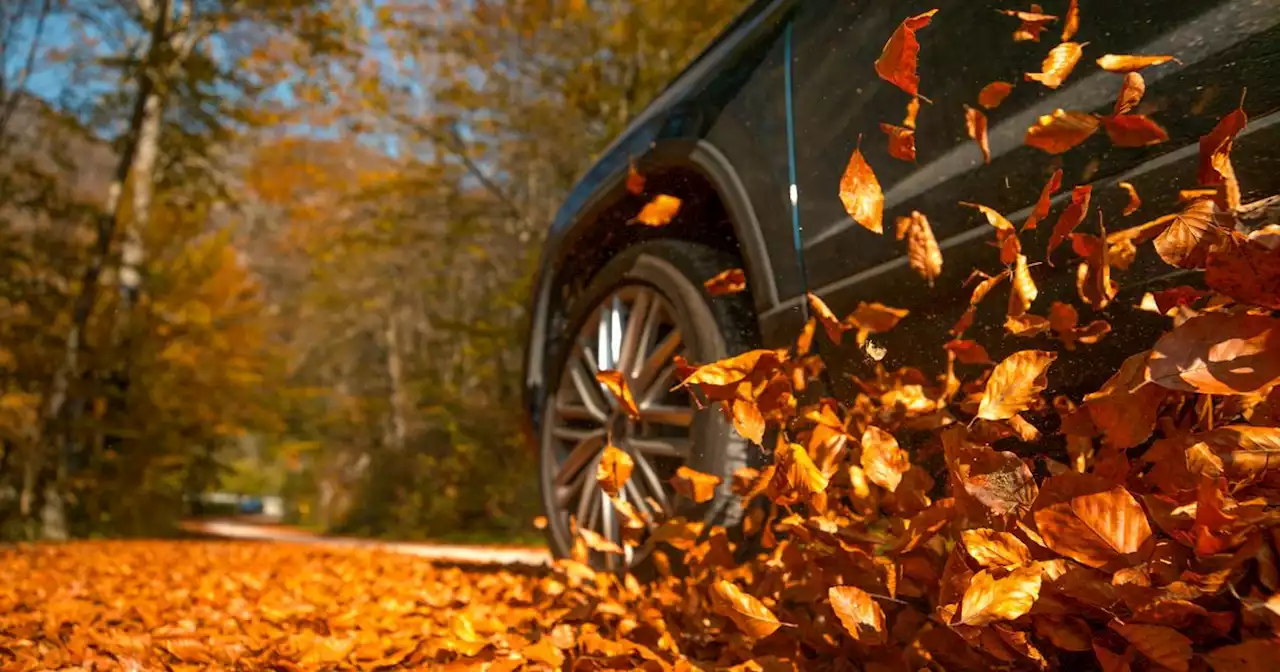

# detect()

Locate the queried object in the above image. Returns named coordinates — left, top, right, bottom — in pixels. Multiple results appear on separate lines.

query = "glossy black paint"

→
left=524, top=0, right=1280, bottom=443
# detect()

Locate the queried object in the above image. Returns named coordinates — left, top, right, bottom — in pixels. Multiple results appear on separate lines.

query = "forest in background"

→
left=0, top=0, right=747, bottom=542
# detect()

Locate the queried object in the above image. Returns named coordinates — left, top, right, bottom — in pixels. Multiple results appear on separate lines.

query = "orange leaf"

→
left=895, top=211, right=942, bottom=286
left=1152, top=199, right=1227, bottom=268
left=1112, top=72, right=1145, bottom=116
left=1022, top=168, right=1063, bottom=231
left=1205, top=232, right=1280, bottom=309
left=964, top=105, right=990, bottom=164
left=1008, top=253, right=1037, bottom=317
left=595, top=370, right=639, bottom=418
left=961, top=528, right=1033, bottom=569
left=1118, top=181, right=1141, bottom=215
left=632, top=194, right=681, bottom=226
left=1148, top=313, right=1280, bottom=395
left=596, top=444, right=634, bottom=496
left=861, top=426, right=909, bottom=492
left=771, top=442, right=830, bottom=510
left=1104, top=115, right=1169, bottom=147
left=626, top=160, right=645, bottom=195
left=903, top=96, right=921, bottom=129
left=1006, top=313, right=1051, bottom=337
left=1198, top=96, right=1247, bottom=209
left=1096, top=54, right=1179, bottom=72
left=1076, top=212, right=1115, bottom=310
left=978, top=350, right=1056, bottom=420
left=1025, top=42, right=1084, bottom=89
left=703, top=268, right=747, bottom=296
left=847, top=301, right=909, bottom=346
left=577, top=527, right=623, bottom=555
left=839, top=147, right=884, bottom=234
left=959, top=201, right=1020, bottom=264
left=1110, top=623, right=1192, bottom=672
left=1025, top=109, right=1101, bottom=153
left=828, top=586, right=886, bottom=644
left=1048, top=185, right=1092, bottom=263
left=978, top=81, right=1014, bottom=109
left=731, top=398, right=765, bottom=445
left=807, top=292, right=846, bottom=344
left=959, top=566, right=1042, bottom=626
left=880, top=123, right=916, bottom=162
left=670, top=466, right=722, bottom=504
left=874, top=9, right=938, bottom=97
left=711, top=580, right=783, bottom=638
left=1061, top=0, right=1079, bottom=40
left=999, top=7, right=1057, bottom=42
left=1203, top=639, right=1279, bottom=672
left=1035, top=486, right=1152, bottom=568
left=1084, top=350, right=1166, bottom=449
left=945, top=339, right=993, bottom=365
left=677, top=349, right=785, bottom=388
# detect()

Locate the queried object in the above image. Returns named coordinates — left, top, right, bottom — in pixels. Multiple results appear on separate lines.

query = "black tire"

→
left=537, top=239, right=760, bottom=566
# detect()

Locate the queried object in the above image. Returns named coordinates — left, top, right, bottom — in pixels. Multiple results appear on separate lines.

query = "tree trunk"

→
left=385, top=309, right=409, bottom=452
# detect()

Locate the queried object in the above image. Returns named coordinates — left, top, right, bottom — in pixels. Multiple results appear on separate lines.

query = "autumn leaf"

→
left=839, top=147, right=884, bottom=234
left=1035, top=486, right=1152, bottom=568
left=771, top=442, right=830, bottom=508
left=880, top=123, right=916, bottom=162
left=874, top=9, right=937, bottom=98
left=1077, top=213, right=1115, bottom=310
left=1096, top=54, right=1179, bottom=72
left=626, top=160, right=645, bottom=195
left=999, top=7, right=1058, bottom=42
left=959, top=566, right=1042, bottom=626
left=1026, top=42, right=1084, bottom=89
left=861, top=426, right=909, bottom=492
left=1008, top=253, right=1038, bottom=317
left=1023, top=168, right=1063, bottom=231
left=964, top=105, right=990, bottom=164
left=1025, top=109, right=1101, bottom=153
left=1048, top=185, right=1092, bottom=263
left=961, top=528, right=1033, bottom=569
left=1203, top=640, right=1278, bottom=672
left=807, top=292, right=846, bottom=344
left=978, top=81, right=1014, bottom=109
left=711, top=580, right=783, bottom=638
left=704, top=268, right=747, bottom=296
left=959, top=201, right=1020, bottom=264
left=632, top=194, right=681, bottom=226
left=1110, top=623, right=1192, bottom=672
left=945, top=339, right=993, bottom=365
left=1049, top=301, right=1110, bottom=351
left=1205, top=232, right=1280, bottom=309
left=1084, top=351, right=1166, bottom=449
left=847, top=301, right=909, bottom=346
left=828, top=586, right=886, bottom=644
left=595, top=370, right=639, bottom=418
left=1112, top=72, right=1145, bottom=116
left=577, top=527, right=623, bottom=555
left=895, top=211, right=942, bottom=286
left=1118, top=181, right=1141, bottom=215
left=1148, top=313, right=1280, bottom=395
left=979, top=350, right=1057, bottom=420
left=596, top=444, right=633, bottom=496
left=903, top=96, right=921, bottom=129
left=676, top=349, right=784, bottom=388
left=671, top=466, right=722, bottom=504
left=731, top=398, right=765, bottom=445
left=1061, top=0, right=1079, bottom=40
left=1006, top=313, right=1051, bottom=337
left=1198, top=96, right=1248, bottom=210
left=1104, top=115, right=1169, bottom=147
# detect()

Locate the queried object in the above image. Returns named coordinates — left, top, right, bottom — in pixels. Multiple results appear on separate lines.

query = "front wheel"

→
left=537, top=240, right=759, bottom=570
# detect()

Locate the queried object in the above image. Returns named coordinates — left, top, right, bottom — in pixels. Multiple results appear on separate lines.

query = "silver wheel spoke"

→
left=629, top=299, right=665, bottom=379
left=627, top=445, right=671, bottom=514
left=577, top=456, right=602, bottom=529
left=556, top=467, right=586, bottom=508
left=637, top=403, right=694, bottom=428
left=640, top=362, right=679, bottom=405
left=633, top=328, right=682, bottom=395
left=556, top=432, right=604, bottom=486
left=568, top=357, right=610, bottom=419
left=623, top=477, right=658, bottom=530
left=555, top=400, right=598, bottom=422
left=614, top=289, right=652, bottom=377
left=629, top=436, right=690, bottom=459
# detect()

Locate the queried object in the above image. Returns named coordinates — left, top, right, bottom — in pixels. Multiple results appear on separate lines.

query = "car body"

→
left=524, top=0, right=1280, bottom=562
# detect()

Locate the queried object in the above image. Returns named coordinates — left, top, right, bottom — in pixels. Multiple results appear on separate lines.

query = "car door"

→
left=781, top=0, right=1280, bottom=402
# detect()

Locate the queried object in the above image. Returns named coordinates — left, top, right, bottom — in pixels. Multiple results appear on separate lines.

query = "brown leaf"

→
left=1118, top=181, right=1141, bottom=215
left=896, top=211, right=942, bottom=286
left=874, top=9, right=938, bottom=97
left=703, top=268, right=747, bottom=296
left=945, top=339, right=993, bottom=365
left=1205, top=232, right=1280, bottom=309
left=978, top=350, right=1057, bottom=420
left=1026, top=42, right=1084, bottom=89
left=861, top=426, right=910, bottom=492
left=671, top=466, right=722, bottom=504
left=903, top=96, right=921, bottom=129
left=807, top=292, right=846, bottom=344
left=1008, top=253, right=1038, bottom=317
left=880, top=123, right=916, bottom=162
left=1105, top=115, right=1169, bottom=147
left=1061, top=0, right=1079, bottom=40
left=962, top=105, right=991, bottom=164
left=772, top=442, right=830, bottom=509
left=1036, top=486, right=1152, bottom=568
left=632, top=194, right=681, bottom=226
left=840, top=147, right=884, bottom=234
left=1198, top=97, right=1247, bottom=209
left=595, top=370, right=639, bottom=418
left=847, top=301, right=910, bottom=346
left=732, top=398, right=765, bottom=445
left=577, top=527, right=623, bottom=555
left=959, top=566, right=1042, bottom=626
left=828, top=586, right=886, bottom=644
left=1077, top=213, right=1115, bottom=310
left=1084, top=351, right=1166, bottom=449
left=711, top=580, right=783, bottom=638
left=1006, top=313, right=1051, bottom=337
left=1110, top=623, right=1192, bottom=672
left=677, top=349, right=785, bottom=388
left=978, top=81, right=1014, bottom=109
left=596, top=444, right=633, bottom=496
left=1048, top=185, right=1092, bottom=263
left=1148, top=313, right=1280, bottom=395
left=1026, top=109, right=1101, bottom=153
left=1097, top=54, right=1179, bottom=72
left=962, top=529, right=1033, bottom=569
left=1023, top=168, right=1063, bottom=231
left=1154, top=199, right=1227, bottom=269
left=1112, top=72, right=1146, bottom=116
left=960, top=201, right=1021, bottom=264
left=1000, top=7, right=1058, bottom=42
left=1203, top=639, right=1279, bottom=672
left=626, top=160, right=645, bottom=195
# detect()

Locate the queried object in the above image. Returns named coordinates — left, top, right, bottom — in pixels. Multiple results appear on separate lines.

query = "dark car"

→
left=523, top=0, right=1280, bottom=567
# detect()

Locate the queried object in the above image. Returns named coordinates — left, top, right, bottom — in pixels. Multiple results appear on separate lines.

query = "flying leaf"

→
left=978, top=350, right=1057, bottom=420
left=999, top=7, right=1057, bottom=42
left=1084, top=351, right=1165, bottom=449
left=711, top=580, right=783, bottom=638
left=1110, top=623, right=1192, bottom=672
left=1023, top=168, right=1063, bottom=231
left=1196, top=426, right=1280, bottom=480
left=626, top=160, right=645, bottom=195
left=1025, top=109, right=1101, bottom=153
left=895, top=211, right=942, bottom=286
left=1205, top=232, right=1280, bottom=309
left=880, top=123, right=916, bottom=162
left=1096, top=54, right=1179, bottom=72
left=1026, top=42, right=1084, bottom=89
left=964, top=105, right=991, bottom=164
left=1048, top=185, right=1092, bottom=262
left=671, top=466, right=722, bottom=504
left=828, top=586, right=886, bottom=644
left=847, top=302, right=910, bottom=346
left=595, top=370, right=639, bottom=418
left=1077, top=213, right=1115, bottom=310
left=959, top=566, right=1042, bottom=626
left=978, top=81, right=1014, bottom=109
left=1153, top=199, right=1225, bottom=269
left=959, top=201, right=1020, bottom=264
left=945, top=339, right=993, bottom=365
left=704, top=268, right=747, bottom=296
left=807, top=292, right=846, bottom=344
left=677, top=349, right=785, bottom=388
left=1148, top=313, right=1280, bottom=395
left=632, top=194, right=681, bottom=226
left=874, top=9, right=938, bottom=97
left=771, top=442, right=830, bottom=509
left=839, top=147, right=884, bottom=234
left=1198, top=96, right=1248, bottom=210
left=731, top=398, right=765, bottom=445
left=1061, top=0, right=1079, bottom=40
left=1006, top=313, right=1051, bottom=337
left=1105, top=115, right=1169, bottom=147
left=1111, top=72, right=1145, bottom=116
left=577, top=527, right=623, bottom=555
left=1008, top=253, right=1038, bottom=317
left=962, top=529, right=1033, bottom=569
left=1035, top=486, right=1152, bottom=568
left=861, top=426, right=909, bottom=492
left=596, top=444, right=634, bottom=496
left=903, top=96, right=921, bottom=129
left=1118, top=181, right=1141, bottom=215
